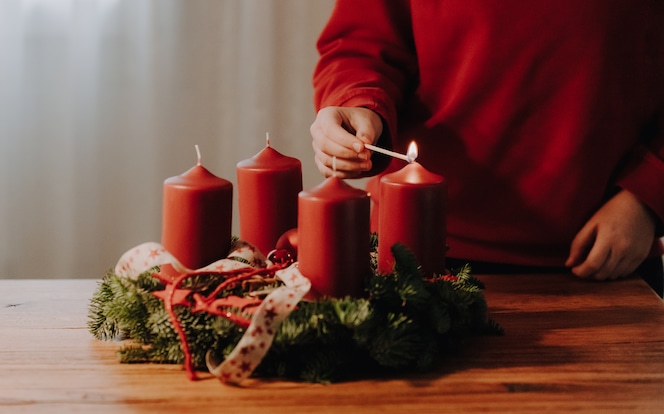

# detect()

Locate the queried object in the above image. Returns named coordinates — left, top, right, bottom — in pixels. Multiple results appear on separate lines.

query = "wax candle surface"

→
left=298, top=177, right=370, bottom=298
left=236, top=144, right=302, bottom=255
left=162, top=164, right=233, bottom=269
left=377, top=162, right=446, bottom=276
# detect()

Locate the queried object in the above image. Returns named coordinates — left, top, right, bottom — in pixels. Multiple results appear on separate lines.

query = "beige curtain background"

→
left=0, top=0, right=336, bottom=278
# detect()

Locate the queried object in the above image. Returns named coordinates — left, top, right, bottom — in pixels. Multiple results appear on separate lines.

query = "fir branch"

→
left=88, top=242, right=502, bottom=383
left=392, top=242, right=422, bottom=279
left=87, top=270, right=120, bottom=340
left=333, top=297, right=371, bottom=329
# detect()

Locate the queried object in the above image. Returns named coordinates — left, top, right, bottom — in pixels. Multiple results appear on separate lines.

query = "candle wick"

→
left=195, top=144, right=202, bottom=166
left=266, top=132, right=270, bottom=147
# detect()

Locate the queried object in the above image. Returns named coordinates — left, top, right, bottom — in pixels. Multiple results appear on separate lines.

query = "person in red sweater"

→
left=310, top=1, right=664, bottom=285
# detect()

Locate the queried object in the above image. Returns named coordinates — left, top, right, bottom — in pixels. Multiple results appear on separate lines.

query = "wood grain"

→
left=1, top=276, right=662, bottom=413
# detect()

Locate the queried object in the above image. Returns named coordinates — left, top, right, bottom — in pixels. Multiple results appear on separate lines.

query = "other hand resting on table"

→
left=566, top=189, right=657, bottom=281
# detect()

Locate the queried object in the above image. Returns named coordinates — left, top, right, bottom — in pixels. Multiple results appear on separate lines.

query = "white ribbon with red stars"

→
left=206, top=264, right=310, bottom=383
left=113, top=241, right=311, bottom=385
left=115, top=240, right=266, bottom=279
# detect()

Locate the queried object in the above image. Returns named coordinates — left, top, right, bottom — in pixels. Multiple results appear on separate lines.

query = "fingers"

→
left=570, top=240, right=642, bottom=281
left=310, top=107, right=383, bottom=177
left=311, top=111, right=367, bottom=159
left=565, top=224, right=620, bottom=280
left=313, top=141, right=370, bottom=178
left=566, top=190, right=655, bottom=281
left=569, top=237, right=614, bottom=280
left=311, top=121, right=370, bottom=164
left=348, top=110, right=383, bottom=146
left=566, top=223, right=611, bottom=279
left=566, top=219, right=623, bottom=280
left=312, top=136, right=371, bottom=178
left=565, top=223, right=595, bottom=269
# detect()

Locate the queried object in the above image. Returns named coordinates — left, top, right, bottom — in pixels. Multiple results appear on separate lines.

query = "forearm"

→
left=313, top=0, right=417, bottom=153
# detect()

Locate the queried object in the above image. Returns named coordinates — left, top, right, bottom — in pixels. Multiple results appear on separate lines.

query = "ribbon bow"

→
left=114, top=241, right=311, bottom=384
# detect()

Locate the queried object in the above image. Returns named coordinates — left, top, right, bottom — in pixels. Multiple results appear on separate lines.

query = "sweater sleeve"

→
left=616, top=134, right=664, bottom=234
left=312, top=0, right=418, bottom=162
left=615, top=4, right=664, bottom=233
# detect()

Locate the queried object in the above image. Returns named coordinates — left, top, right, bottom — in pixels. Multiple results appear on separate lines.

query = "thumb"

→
left=566, top=224, right=596, bottom=267
left=349, top=109, right=383, bottom=145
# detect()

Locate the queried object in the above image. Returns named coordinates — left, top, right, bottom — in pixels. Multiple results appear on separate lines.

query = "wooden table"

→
left=1, top=275, right=663, bottom=413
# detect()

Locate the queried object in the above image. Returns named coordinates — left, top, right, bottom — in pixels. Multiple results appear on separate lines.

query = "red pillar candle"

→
left=162, top=147, right=233, bottom=269
left=377, top=143, right=446, bottom=276
left=236, top=136, right=302, bottom=255
left=298, top=176, right=371, bottom=298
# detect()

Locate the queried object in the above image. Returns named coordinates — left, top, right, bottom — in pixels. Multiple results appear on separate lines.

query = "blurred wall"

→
left=0, top=0, right=336, bottom=278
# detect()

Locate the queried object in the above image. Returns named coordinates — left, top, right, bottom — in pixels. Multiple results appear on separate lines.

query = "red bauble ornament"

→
left=267, top=249, right=294, bottom=266
left=275, top=228, right=298, bottom=260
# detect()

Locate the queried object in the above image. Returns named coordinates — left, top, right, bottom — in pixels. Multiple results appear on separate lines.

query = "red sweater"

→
left=313, top=0, right=664, bottom=266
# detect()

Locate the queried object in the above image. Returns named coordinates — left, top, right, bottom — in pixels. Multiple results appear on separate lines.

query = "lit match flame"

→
left=406, top=141, right=418, bottom=163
